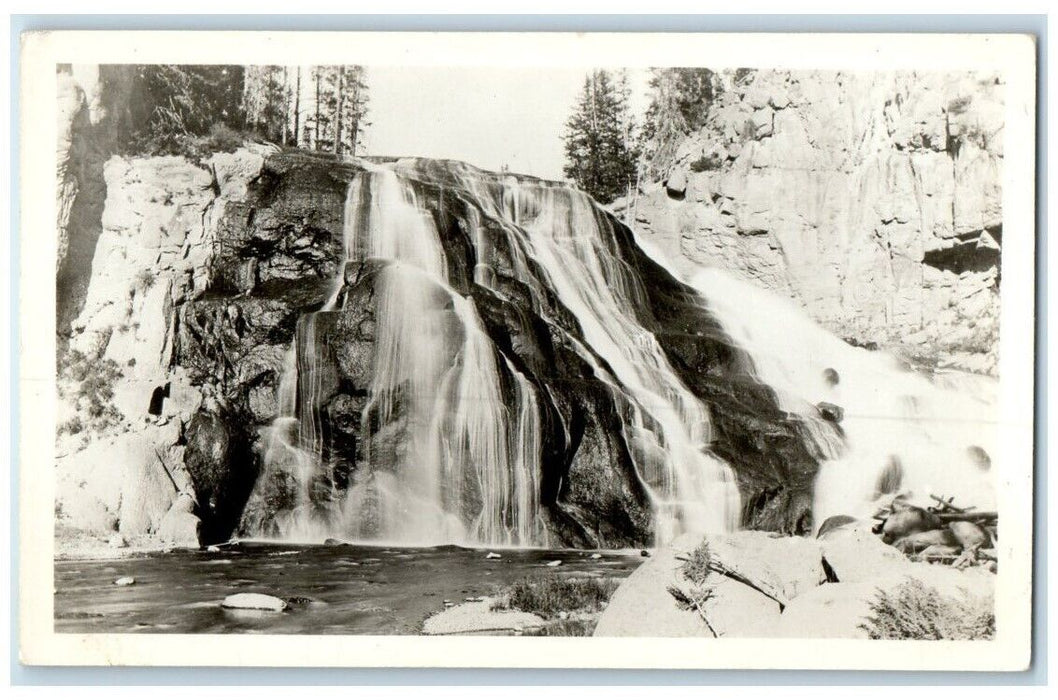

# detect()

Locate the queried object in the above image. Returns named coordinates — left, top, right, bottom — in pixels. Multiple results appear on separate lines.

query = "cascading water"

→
left=252, top=159, right=743, bottom=546
left=257, top=165, right=549, bottom=546
left=689, top=268, right=997, bottom=525
left=449, top=173, right=741, bottom=540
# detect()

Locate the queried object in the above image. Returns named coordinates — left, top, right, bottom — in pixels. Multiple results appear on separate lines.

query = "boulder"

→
left=880, top=505, right=944, bottom=544
left=594, top=535, right=712, bottom=637
left=707, top=530, right=827, bottom=602
left=772, top=581, right=879, bottom=638
left=666, top=168, right=688, bottom=198
left=820, top=524, right=909, bottom=583
left=948, top=520, right=991, bottom=550
left=893, top=528, right=959, bottom=554
left=698, top=575, right=783, bottom=637
left=157, top=501, right=202, bottom=548
left=815, top=514, right=857, bottom=538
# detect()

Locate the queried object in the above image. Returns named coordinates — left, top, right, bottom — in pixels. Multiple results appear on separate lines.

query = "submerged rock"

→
left=221, top=593, right=287, bottom=612
left=817, top=402, right=844, bottom=423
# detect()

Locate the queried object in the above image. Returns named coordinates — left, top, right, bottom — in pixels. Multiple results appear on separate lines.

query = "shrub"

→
left=58, top=416, right=84, bottom=436
left=135, top=269, right=156, bottom=291
left=859, top=579, right=995, bottom=640
left=947, top=95, right=973, bottom=115
left=681, top=540, right=714, bottom=586
left=689, top=152, right=724, bottom=173
left=57, top=349, right=126, bottom=435
left=492, top=575, right=621, bottom=619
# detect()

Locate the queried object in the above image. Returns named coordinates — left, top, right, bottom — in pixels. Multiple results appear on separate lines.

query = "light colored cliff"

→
left=55, top=147, right=271, bottom=549
left=617, top=70, right=1004, bottom=374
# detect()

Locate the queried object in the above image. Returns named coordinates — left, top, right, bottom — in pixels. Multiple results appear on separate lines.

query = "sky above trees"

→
left=364, top=66, right=649, bottom=181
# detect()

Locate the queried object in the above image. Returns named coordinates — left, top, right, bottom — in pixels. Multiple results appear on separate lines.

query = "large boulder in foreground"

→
left=594, top=529, right=996, bottom=639
left=593, top=534, right=713, bottom=637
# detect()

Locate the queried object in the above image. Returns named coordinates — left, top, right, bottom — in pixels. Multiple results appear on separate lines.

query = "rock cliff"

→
left=618, top=70, right=1004, bottom=374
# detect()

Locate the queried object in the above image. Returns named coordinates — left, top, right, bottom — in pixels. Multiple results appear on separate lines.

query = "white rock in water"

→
left=221, top=593, right=287, bottom=612
left=114, top=576, right=135, bottom=586
left=485, top=552, right=502, bottom=559
left=206, top=545, right=221, bottom=553
left=546, top=560, right=562, bottom=567
left=590, top=553, right=602, bottom=559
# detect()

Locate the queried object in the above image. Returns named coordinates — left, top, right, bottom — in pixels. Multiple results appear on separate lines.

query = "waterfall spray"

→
left=689, top=268, right=997, bottom=526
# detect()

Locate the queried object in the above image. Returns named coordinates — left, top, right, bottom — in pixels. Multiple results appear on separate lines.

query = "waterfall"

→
left=417, top=163, right=741, bottom=540
left=244, top=156, right=996, bottom=547
left=251, top=160, right=746, bottom=545
left=256, top=166, right=549, bottom=546
left=689, top=268, right=997, bottom=525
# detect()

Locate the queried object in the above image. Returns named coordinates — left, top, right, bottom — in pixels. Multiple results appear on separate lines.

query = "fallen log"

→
left=933, top=511, right=997, bottom=523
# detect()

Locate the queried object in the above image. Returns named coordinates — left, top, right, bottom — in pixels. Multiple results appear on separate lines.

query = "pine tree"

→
left=243, top=65, right=288, bottom=142
left=563, top=69, right=640, bottom=204
left=338, top=66, right=369, bottom=156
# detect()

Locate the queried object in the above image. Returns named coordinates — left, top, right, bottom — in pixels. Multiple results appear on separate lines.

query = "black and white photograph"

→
left=17, top=30, right=1037, bottom=670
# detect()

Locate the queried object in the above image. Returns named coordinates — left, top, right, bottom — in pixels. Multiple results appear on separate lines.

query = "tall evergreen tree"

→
left=562, top=69, right=640, bottom=204
left=243, top=65, right=287, bottom=142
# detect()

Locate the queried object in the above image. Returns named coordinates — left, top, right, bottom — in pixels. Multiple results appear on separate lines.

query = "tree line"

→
left=117, top=64, right=369, bottom=157
left=562, top=67, right=723, bottom=204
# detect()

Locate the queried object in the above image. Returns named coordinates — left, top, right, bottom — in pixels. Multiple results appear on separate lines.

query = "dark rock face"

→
left=182, top=409, right=258, bottom=544
left=605, top=219, right=835, bottom=534
left=174, top=152, right=357, bottom=542
left=170, top=150, right=837, bottom=545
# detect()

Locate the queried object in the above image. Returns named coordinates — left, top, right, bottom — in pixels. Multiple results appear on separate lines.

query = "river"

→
left=54, top=542, right=644, bottom=635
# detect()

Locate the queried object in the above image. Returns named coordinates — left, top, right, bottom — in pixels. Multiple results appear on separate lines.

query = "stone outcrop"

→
left=617, top=70, right=1004, bottom=374
left=55, top=145, right=278, bottom=548
left=594, top=528, right=996, bottom=638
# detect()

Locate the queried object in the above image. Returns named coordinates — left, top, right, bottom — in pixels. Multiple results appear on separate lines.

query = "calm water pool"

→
left=54, top=542, right=644, bottom=634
